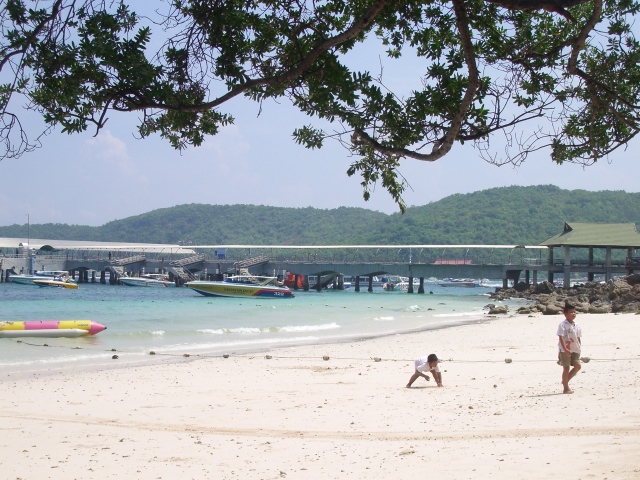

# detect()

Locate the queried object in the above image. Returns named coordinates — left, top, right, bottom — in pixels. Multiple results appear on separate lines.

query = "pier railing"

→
left=6, top=250, right=632, bottom=270
left=5, top=243, right=639, bottom=286
left=111, top=254, right=146, bottom=266
left=166, top=265, right=197, bottom=282
left=235, top=255, right=270, bottom=268
left=170, top=254, right=205, bottom=267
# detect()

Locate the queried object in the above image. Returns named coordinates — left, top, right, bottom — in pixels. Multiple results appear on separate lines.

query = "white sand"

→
left=1, top=312, right=639, bottom=479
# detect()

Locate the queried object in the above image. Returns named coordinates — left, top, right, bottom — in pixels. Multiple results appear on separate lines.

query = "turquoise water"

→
left=0, top=282, right=513, bottom=372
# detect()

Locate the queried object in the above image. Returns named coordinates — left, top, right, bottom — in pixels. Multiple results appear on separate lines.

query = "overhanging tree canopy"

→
left=1, top=0, right=639, bottom=211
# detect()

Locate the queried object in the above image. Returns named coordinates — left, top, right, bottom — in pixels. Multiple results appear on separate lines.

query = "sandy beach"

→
left=2, top=312, right=639, bottom=479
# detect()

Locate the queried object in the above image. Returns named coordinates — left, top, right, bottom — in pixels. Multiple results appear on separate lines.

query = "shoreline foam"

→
left=1, top=313, right=491, bottom=378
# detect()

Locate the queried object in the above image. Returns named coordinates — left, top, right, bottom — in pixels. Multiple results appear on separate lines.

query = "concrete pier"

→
left=1, top=237, right=639, bottom=292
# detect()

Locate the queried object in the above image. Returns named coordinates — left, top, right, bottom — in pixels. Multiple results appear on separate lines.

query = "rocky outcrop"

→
left=489, top=275, right=640, bottom=315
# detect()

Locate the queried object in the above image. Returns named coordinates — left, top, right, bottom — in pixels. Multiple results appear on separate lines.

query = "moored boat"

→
left=9, top=270, right=76, bottom=286
left=383, top=276, right=419, bottom=291
left=186, top=275, right=293, bottom=298
left=382, top=275, right=404, bottom=291
left=33, top=279, right=79, bottom=289
left=120, top=274, right=175, bottom=287
left=0, top=320, right=106, bottom=338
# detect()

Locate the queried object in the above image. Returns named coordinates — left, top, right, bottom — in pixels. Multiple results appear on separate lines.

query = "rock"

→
left=609, top=279, right=631, bottom=295
left=572, top=302, right=590, bottom=314
left=543, top=304, right=563, bottom=315
left=574, top=294, right=590, bottom=304
left=514, top=281, right=530, bottom=292
left=488, top=305, right=508, bottom=315
left=626, top=273, right=640, bottom=286
left=534, top=281, right=555, bottom=294
left=489, top=277, right=640, bottom=315
left=588, top=304, right=610, bottom=314
left=612, top=300, right=640, bottom=313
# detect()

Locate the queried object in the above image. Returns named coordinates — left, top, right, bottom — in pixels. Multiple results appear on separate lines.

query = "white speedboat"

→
left=382, top=276, right=419, bottom=291
left=186, top=275, right=293, bottom=298
left=119, top=274, right=176, bottom=288
left=9, top=270, right=76, bottom=286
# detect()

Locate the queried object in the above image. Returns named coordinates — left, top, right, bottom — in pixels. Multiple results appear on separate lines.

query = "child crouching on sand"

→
left=406, top=353, right=443, bottom=388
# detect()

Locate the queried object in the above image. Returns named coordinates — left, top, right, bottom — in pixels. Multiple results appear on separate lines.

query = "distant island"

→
left=1, top=185, right=639, bottom=247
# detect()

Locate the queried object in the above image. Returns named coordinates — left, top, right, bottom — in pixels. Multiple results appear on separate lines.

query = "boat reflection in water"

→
left=186, top=275, right=293, bottom=298
left=438, top=278, right=479, bottom=287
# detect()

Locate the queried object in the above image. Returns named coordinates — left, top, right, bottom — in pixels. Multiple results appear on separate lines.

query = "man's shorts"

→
left=558, top=352, right=580, bottom=367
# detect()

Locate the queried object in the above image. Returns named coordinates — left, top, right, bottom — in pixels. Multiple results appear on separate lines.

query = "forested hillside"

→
left=1, top=185, right=639, bottom=246
left=372, top=185, right=640, bottom=245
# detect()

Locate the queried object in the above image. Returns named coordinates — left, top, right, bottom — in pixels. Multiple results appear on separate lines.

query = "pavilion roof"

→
left=539, top=222, right=640, bottom=248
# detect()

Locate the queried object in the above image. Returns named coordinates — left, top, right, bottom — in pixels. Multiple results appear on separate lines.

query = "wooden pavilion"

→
left=539, top=222, right=640, bottom=285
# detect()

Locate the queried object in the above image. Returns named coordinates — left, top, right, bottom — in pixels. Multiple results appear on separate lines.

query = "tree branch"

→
left=352, top=0, right=480, bottom=162
left=126, top=0, right=393, bottom=112
left=483, top=0, right=591, bottom=22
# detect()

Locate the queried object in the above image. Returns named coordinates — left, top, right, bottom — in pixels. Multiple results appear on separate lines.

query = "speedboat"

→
left=9, top=270, right=76, bottom=286
left=383, top=276, right=418, bottom=291
left=33, top=278, right=79, bottom=289
left=186, top=275, right=293, bottom=298
left=382, top=275, right=404, bottom=291
left=120, top=274, right=176, bottom=288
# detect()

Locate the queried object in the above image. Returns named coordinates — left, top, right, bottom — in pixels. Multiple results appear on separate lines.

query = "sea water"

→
left=0, top=282, right=518, bottom=373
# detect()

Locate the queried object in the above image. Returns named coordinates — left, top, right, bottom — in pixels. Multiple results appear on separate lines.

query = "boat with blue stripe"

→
left=186, top=275, right=293, bottom=298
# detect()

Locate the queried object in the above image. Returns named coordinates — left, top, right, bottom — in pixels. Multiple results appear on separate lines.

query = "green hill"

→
left=1, top=185, right=639, bottom=246
left=376, top=185, right=640, bottom=245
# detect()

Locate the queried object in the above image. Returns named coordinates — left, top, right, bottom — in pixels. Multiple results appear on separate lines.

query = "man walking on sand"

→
left=557, top=303, right=582, bottom=394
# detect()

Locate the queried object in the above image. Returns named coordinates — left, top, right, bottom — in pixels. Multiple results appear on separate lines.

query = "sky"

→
left=0, top=3, right=639, bottom=227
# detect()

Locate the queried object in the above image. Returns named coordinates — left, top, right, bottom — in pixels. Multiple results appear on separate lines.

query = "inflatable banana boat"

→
left=0, top=320, right=106, bottom=338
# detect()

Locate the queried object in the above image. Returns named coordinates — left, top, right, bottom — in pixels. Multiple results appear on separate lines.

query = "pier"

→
left=2, top=236, right=639, bottom=290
